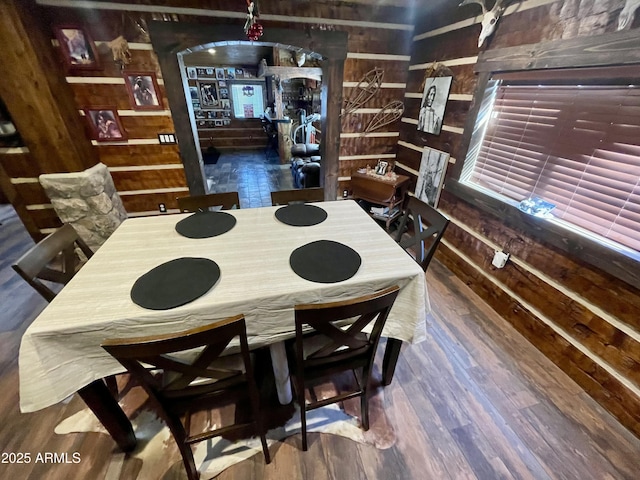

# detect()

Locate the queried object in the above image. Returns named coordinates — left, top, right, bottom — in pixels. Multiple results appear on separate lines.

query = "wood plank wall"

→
left=0, top=0, right=416, bottom=232
left=399, top=0, right=640, bottom=438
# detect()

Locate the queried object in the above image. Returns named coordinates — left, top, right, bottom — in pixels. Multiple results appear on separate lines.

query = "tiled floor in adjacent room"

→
left=204, top=149, right=293, bottom=208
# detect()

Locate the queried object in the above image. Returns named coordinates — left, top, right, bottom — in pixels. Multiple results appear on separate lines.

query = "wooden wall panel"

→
left=344, top=59, right=409, bottom=84
left=0, top=152, right=39, bottom=178
left=110, top=168, right=187, bottom=192
left=120, top=191, right=187, bottom=213
left=12, top=182, right=50, bottom=205
left=119, top=116, right=175, bottom=139
left=97, top=145, right=180, bottom=167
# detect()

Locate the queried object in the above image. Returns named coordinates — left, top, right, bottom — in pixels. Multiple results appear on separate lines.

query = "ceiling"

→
left=182, top=44, right=274, bottom=68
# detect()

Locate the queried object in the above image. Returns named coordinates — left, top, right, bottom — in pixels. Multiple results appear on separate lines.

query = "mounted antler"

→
left=617, top=0, right=640, bottom=30
left=459, top=0, right=507, bottom=47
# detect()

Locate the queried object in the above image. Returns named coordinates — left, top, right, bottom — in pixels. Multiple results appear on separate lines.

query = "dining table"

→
left=19, top=199, right=429, bottom=451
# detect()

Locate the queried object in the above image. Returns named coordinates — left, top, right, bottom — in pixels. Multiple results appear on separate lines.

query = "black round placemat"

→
left=175, top=211, right=236, bottom=238
left=290, top=240, right=361, bottom=283
left=131, top=257, right=220, bottom=310
left=275, top=204, right=328, bottom=226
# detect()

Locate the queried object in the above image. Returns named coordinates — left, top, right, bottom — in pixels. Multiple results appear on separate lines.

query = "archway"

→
left=148, top=22, right=347, bottom=200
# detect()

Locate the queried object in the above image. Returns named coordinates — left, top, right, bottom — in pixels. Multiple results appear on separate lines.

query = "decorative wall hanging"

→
left=84, top=107, right=127, bottom=142
left=124, top=72, right=162, bottom=110
left=415, top=146, right=449, bottom=208
left=244, top=0, right=264, bottom=41
left=107, top=36, right=131, bottom=70
left=342, top=68, right=384, bottom=116
left=618, top=0, right=640, bottom=30
left=364, top=100, right=404, bottom=133
left=458, top=0, right=508, bottom=47
left=198, top=81, right=219, bottom=109
left=417, top=76, right=452, bottom=136
left=54, top=25, right=100, bottom=71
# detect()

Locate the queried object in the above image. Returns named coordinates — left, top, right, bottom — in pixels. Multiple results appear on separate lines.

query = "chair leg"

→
left=165, top=416, right=199, bottom=480
left=382, top=338, right=403, bottom=386
left=297, top=376, right=308, bottom=451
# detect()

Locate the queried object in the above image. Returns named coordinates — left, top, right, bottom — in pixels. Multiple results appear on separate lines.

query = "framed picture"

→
left=186, top=67, right=197, bottom=79
left=415, top=146, right=449, bottom=208
left=226, top=68, right=236, bottom=79
left=235, top=68, right=244, bottom=77
left=417, top=76, right=453, bottom=135
left=215, top=68, right=225, bottom=80
left=123, top=72, right=162, bottom=110
left=84, top=107, right=127, bottom=142
left=219, top=88, right=229, bottom=100
left=54, top=25, right=100, bottom=71
left=375, top=160, right=389, bottom=176
left=214, top=120, right=223, bottom=127
left=221, top=99, right=231, bottom=109
left=198, top=81, right=219, bottom=108
left=218, top=80, right=227, bottom=88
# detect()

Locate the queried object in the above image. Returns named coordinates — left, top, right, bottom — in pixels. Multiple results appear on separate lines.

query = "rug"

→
left=55, top=377, right=395, bottom=479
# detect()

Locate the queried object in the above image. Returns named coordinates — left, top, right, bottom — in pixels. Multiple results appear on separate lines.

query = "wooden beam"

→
left=0, top=0, right=98, bottom=174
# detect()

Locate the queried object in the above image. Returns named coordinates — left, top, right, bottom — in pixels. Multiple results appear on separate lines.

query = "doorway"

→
left=148, top=22, right=347, bottom=201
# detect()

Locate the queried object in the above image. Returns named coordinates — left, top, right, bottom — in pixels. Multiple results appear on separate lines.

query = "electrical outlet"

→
left=492, top=250, right=509, bottom=268
left=343, top=190, right=348, bottom=198
left=158, top=203, right=167, bottom=213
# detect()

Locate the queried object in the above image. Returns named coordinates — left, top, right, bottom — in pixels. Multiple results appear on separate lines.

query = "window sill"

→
left=445, top=179, right=640, bottom=290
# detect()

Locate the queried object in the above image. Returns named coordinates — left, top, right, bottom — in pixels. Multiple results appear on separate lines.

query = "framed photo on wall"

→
left=417, top=76, right=452, bottom=135
left=198, top=81, right=219, bottom=108
left=123, top=72, right=162, bottom=110
left=54, top=25, right=100, bottom=71
left=84, top=107, right=127, bottom=142
left=415, top=146, right=449, bottom=208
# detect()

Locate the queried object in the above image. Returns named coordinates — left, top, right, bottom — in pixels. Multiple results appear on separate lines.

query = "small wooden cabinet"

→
left=351, top=172, right=410, bottom=230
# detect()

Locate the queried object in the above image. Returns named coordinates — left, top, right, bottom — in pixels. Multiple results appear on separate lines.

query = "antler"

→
left=459, top=0, right=508, bottom=47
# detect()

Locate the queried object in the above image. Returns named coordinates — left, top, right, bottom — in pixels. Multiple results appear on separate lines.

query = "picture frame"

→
left=84, top=107, right=127, bottom=142
left=215, top=68, right=225, bottom=80
left=415, top=146, right=449, bottom=208
left=226, top=68, right=236, bottom=79
left=375, top=160, right=389, bottom=176
left=54, top=25, right=100, bottom=71
left=187, top=67, right=197, bottom=79
left=218, top=80, right=227, bottom=88
left=417, top=76, right=453, bottom=135
left=123, top=72, right=162, bottom=110
left=198, top=81, right=219, bottom=108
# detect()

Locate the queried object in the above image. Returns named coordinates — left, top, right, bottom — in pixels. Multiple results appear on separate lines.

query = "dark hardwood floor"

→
left=1, top=203, right=639, bottom=479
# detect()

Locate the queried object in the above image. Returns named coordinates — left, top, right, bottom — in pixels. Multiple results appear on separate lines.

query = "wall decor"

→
left=417, top=76, right=452, bottom=135
left=459, top=0, right=507, bottom=47
left=124, top=72, right=162, bottom=110
left=84, top=107, right=127, bottom=142
left=198, top=81, right=219, bottom=108
left=216, top=68, right=225, bottom=80
left=342, top=67, right=384, bottom=116
left=365, top=100, right=404, bottom=133
left=187, top=67, right=197, bottom=79
left=54, top=25, right=100, bottom=71
left=415, top=146, right=449, bottom=208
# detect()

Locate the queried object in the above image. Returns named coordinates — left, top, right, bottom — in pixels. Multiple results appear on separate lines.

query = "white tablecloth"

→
left=19, top=200, right=428, bottom=412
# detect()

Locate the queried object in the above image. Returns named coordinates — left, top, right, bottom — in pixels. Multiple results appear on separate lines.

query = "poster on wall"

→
left=414, top=146, right=449, bottom=208
left=198, top=81, right=219, bottom=108
left=417, top=76, right=452, bottom=135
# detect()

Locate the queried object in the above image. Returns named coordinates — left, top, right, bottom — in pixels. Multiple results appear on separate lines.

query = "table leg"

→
left=382, top=338, right=403, bottom=386
left=269, top=342, right=293, bottom=404
left=77, top=380, right=137, bottom=452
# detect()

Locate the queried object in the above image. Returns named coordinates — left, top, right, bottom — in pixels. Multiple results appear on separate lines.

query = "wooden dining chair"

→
left=287, top=285, right=400, bottom=451
left=176, top=191, right=241, bottom=212
left=102, top=314, right=270, bottom=480
left=12, top=223, right=94, bottom=302
left=270, top=187, right=324, bottom=206
left=393, top=195, right=450, bottom=271
left=382, top=196, right=450, bottom=386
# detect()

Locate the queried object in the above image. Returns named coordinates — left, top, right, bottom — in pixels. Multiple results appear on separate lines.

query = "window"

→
left=461, top=67, right=640, bottom=254
left=230, top=82, right=265, bottom=119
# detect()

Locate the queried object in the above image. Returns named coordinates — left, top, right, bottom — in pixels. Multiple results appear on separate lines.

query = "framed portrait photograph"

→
left=123, top=72, right=162, bottom=110
left=226, top=68, right=236, bottom=79
left=415, top=146, right=449, bottom=208
left=375, top=160, right=389, bottom=176
left=215, top=68, right=225, bottom=80
left=417, top=76, right=453, bottom=135
left=84, top=107, right=127, bottom=142
left=198, top=81, right=219, bottom=108
left=186, top=67, right=197, bottom=79
left=54, top=25, right=100, bottom=71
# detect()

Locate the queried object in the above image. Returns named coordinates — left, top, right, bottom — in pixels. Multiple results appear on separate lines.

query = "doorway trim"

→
left=148, top=22, right=347, bottom=200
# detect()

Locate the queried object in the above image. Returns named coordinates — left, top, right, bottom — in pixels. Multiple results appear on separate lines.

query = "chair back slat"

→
left=271, top=188, right=324, bottom=206
left=394, top=196, right=450, bottom=272
left=177, top=192, right=240, bottom=212
left=12, top=224, right=94, bottom=302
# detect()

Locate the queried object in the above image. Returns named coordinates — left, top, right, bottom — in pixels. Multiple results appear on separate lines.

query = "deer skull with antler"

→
left=459, top=0, right=507, bottom=47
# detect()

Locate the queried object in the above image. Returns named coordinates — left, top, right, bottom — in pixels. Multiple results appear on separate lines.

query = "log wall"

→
left=400, top=0, right=640, bottom=437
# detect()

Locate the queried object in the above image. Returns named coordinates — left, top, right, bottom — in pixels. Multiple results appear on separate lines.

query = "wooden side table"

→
left=351, top=171, right=410, bottom=230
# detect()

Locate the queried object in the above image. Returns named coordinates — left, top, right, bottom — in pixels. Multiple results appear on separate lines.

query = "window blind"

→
left=464, top=77, right=640, bottom=253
